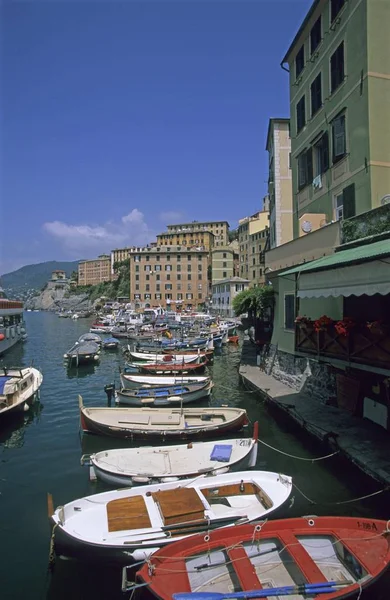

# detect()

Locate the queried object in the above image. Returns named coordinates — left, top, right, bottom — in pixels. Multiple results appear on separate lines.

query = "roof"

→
left=265, top=118, right=290, bottom=150
left=281, top=0, right=319, bottom=65
left=280, top=238, right=390, bottom=276
left=167, top=220, right=230, bottom=227
left=157, top=229, right=215, bottom=237
left=212, top=277, right=250, bottom=286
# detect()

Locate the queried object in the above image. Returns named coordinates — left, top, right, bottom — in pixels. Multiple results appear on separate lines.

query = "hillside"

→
left=1, top=260, right=80, bottom=294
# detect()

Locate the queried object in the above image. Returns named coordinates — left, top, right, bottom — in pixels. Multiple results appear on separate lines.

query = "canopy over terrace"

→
left=279, top=238, right=390, bottom=298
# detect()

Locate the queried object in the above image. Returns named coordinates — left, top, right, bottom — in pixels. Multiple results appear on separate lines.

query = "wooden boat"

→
left=132, top=347, right=214, bottom=361
left=78, top=395, right=249, bottom=440
left=120, top=373, right=210, bottom=390
left=129, top=351, right=206, bottom=364
left=64, top=341, right=100, bottom=366
left=82, top=424, right=258, bottom=487
left=49, top=469, right=292, bottom=565
left=134, top=516, right=390, bottom=600
left=132, top=361, right=208, bottom=375
left=102, top=337, right=119, bottom=350
left=0, top=367, right=43, bottom=418
left=78, top=333, right=102, bottom=345
left=115, top=380, right=213, bottom=407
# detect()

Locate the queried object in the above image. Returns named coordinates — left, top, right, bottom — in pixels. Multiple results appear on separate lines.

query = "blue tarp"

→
left=210, top=444, right=233, bottom=462
left=135, top=386, right=186, bottom=397
left=0, top=376, right=11, bottom=395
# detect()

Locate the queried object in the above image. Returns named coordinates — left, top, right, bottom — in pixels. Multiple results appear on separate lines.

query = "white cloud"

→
left=43, top=209, right=154, bottom=258
left=159, top=211, right=186, bottom=224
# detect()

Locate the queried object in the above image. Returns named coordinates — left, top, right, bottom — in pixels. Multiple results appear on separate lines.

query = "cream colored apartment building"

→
left=129, top=245, right=209, bottom=309
left=211, top=246, right=238, bottom=284
left=156, top=230, right=215, bottom=251
left=238, top=209, right=269, bottom=286
left=266, top=119, right=293, bottom=249
left=167, top=220, right=229, bottom=246
left=78, top=255, right=111, bottom=286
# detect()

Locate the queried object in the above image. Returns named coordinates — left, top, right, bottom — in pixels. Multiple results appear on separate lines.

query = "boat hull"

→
left=120, top=374, right=210, bottom=390
left=115, top=382, right=212, bottom=407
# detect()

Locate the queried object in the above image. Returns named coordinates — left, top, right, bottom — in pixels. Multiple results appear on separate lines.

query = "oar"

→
left=173, top=581, right=353, bottom=600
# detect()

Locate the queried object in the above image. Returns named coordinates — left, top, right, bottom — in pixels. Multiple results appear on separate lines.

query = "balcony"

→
left=295, top=322, right=390, bottom=371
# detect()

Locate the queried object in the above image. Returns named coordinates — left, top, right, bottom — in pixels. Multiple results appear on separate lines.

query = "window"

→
left=223, top=252, right=227, bottom=258
left=156, top=255, right=160, bottom=261
left=296, top=95, right=306, bottom=133
left=177, top=293, right=183, bottom=300
left=332, top=113, right=346, bottom=163
left=198, top=264, right=202, bottom=271
left=145, top=274, right=150, bottom=281
left=310, top=73, right=322, bottom=116
left=135, top=265, right=139, bottom=272
left=177, top=283, right=182, bottom=290
left=198, top=293, right=202, bottom=300
left=146, top=255, right=149, bottom=261
left=156, top=284, right=160, bottom=291
left=188, top=274, right=192, bottom=280
left=165, top=284, right=172, bottom=290
left=295, top=45, right=305, bottom=78
left=186, top=293, right=193, bottom=300
left=187, top=284, right=192, bottom=291
left=331, top=0, right=345, bottom=23
left=198, top=283, right=202, bottom=290
left=310, top=16, right=322, bottom=53
left=155, top=265, right=161, bottom=271
left=223, top=261, right=227, bottom=268
left=144, top=265, right=151, bottom=272
left=166, top=274, right=171, bottom=281
left=223, top=271, right=227, bottom=278
left=155, top=293, right=161, bottom=300
left=297, top=148, right=313, bottom=189
left=187, top=255, right=192, bottom=261
left=177, top=254, right=181, bottom=261
left=330, top=42, right=344, bottom=93
left=165, top=294, right=172, bottom=300
left=335, top=192, right=344, bottom=220
left=156, top=274, right=160, bottom=281
left=177, top=264, right=181, bottom=272
left=177, top=274, right=181, bottom=281
left=198, top=255, right=202, bottom=261
left=253, top=270, right=256, bottom=279
left=145, top=284, right=150, bottom=291
left=313, top=132, right=329, bottom=176
left=165, top=265, right=172, bottom=271
left=166, top=254, right=171, bottom=261
left=335, top=184, right=356, bottom=221
left=135, top=274, right=139, bottom=281
left=135, top=284, right=139, bottom=290
left=284, top=294, right=295, bottom=330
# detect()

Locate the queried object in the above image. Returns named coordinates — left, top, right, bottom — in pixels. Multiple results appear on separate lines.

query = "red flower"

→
left=335, top=317, right=355, bottom=337
left=313, top=315, right=334, bottom=333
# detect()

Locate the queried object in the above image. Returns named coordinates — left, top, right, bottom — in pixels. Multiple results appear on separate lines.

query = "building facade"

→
left=156, top=230, right=215, bottom=251
left=238, top=209, right=269, bottom=285
left=282, top=0, right=390, bottom=239
left=266, top=119, right=293, bottom=249
left=211, top=277, right=250, bottom=318
left=211, top=246, right=238, bottom=284
left=129, top=245, right=209, bottom=310
left=78, top=255, right=112, bottom=286
left=51, top=270, right=67, bottom=281
left=167, top=220, right=229, bottom=246
left=111, top=247, right=133, bottom=274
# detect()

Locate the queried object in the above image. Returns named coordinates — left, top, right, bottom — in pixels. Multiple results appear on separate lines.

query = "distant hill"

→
left=1, top=260, right=80, bottom=293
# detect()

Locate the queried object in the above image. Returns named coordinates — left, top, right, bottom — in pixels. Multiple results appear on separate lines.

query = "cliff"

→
left=24, top=281, right=91, bottom=312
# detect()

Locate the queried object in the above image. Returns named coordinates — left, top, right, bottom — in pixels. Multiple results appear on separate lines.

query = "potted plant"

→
left=295, top=315, right=313, bottom=331
left=313, top=315, right=334, bottom=333
left=335, top=317, right=356, bottom=337
left=366, top=320, right=388, bottom=337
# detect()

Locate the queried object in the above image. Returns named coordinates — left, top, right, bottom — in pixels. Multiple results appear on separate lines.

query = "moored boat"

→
left=115, top=380, right=213, bottom=407
left=0, top=367, right=43, bottom=418
left=0, top=284, right=26, bottom=356
left=102, top=337, right=119, bottom=350
left=78, top=333, right=102, bottom=345
left=83, top=424, right=258, bottom=487
left=128, top=351, right=207, bottom=364
left=131, top=361, right=208, bottom=375
left=64, top=341, right=101, bottom=366
left=49, top=469, right=292, bottom=565
left=134, top=516, right=390, bottom=600
left=78, top=395, right=249, bottom=439
left=119, top=373, right=210, bottom=390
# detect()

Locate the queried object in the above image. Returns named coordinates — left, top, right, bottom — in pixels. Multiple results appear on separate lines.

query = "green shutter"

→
left=343, top=184, right=356, bottom=219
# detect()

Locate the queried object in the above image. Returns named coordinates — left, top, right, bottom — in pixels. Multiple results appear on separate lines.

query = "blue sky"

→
left=1, top=0, right=311, bottom=275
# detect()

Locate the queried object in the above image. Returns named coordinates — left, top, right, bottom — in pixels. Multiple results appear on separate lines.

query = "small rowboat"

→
left=120, top=373, right=211, bottom=390
left=49, top=469, right=292, bottom=565
left=102, top=337, right=119, bottom=350
left=115, top=380, right=213, bottom=407
left=64, top=341, right=100, bottom=366
left=78, top=396, right=249, bottom=440
left=133, top=361, right=208, bottom=375
left=129, top=351, right=206, bottom=364
left=82, top=424, right=258, bottom=487
left=134, top=516, right=390, bottom=600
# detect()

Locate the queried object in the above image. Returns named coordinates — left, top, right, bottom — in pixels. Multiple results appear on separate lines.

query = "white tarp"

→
left=297, top=259, right=390, bottom=298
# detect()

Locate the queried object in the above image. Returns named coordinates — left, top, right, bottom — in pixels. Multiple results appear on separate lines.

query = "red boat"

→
left=134, top=516, right=390, bottom=599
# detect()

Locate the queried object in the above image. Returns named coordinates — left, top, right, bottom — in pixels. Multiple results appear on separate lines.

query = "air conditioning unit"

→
left=298, top=213, right=327, bottom=237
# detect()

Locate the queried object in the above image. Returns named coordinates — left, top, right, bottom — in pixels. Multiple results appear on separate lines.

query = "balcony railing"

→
left=295, top=323, right=390, bottom=370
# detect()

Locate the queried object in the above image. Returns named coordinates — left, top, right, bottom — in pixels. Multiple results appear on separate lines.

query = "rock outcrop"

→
left=24, top=281, right=92, bottom=312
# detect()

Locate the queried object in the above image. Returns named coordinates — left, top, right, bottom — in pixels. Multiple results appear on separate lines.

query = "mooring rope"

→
left=293, top=481, right=389, bottom=505
left=256, top=437, right=339, bottom=462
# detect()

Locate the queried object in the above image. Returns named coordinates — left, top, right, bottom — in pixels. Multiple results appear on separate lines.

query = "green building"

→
left=281, top=0, right=390, bottom=239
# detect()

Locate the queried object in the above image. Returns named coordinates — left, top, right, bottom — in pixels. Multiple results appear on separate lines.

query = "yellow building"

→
left=211, top=245, right=238, bottom=284
left=156, top=230, right=215, bottom=251
left=167, top=220, right=229, bottom=246
left=238, top=209, right=269, bottom=286
left=78, top=254, right=112, bottom=286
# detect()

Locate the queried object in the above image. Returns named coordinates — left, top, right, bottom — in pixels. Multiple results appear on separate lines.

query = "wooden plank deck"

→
left=106, top=495, right=151, bottom=532
left=152, top=487, right=205, bottom=526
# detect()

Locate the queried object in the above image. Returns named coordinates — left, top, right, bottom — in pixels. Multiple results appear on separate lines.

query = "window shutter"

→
left=343, top=184, right=355, bottom=219
left=322, top=132, right=329, bottom=172
left=306, top=148, right=313, bottom=183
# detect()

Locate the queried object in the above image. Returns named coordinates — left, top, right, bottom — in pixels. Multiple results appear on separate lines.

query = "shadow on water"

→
left=0, top=399, right=44, bottom=449
left=66, top=364, right=98, bottom=379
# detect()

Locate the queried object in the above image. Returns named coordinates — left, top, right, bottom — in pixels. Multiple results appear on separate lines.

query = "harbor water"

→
left=0, top=312, right=389, bottom=599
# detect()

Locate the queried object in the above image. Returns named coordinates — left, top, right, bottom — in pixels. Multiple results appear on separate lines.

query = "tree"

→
left=232, top=285, right=274, bottom=319
left=228, top=228, right=238, bottom=243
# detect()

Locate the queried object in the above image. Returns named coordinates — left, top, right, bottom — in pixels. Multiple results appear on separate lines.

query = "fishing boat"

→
left=133, top=516, right=390, bottom=600
left=102, top=337, right=120, bottom=350
left=128, top=351, right=206, bottom=364
left=78, top=333, right=102, bottom=345
left=82, top=424, right=258, bottom=487
left=120, top=373, right=210, bottom=390
left=115, top=380, right=213, bottom=407
left=64, top=341, right=100, bottom=366
left=49, top=469, right=292, bottom=565
left=0, top=367, right=43, bottom=418
left=132, top=361, right=208, bottom=375
left=78, top=396, right=249, bottom=440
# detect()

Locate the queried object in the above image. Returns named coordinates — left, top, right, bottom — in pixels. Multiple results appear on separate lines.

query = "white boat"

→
left=120, top=373, right=210, bottom=390
left=83, top=426, right=258, bottom=487
left=0, top=284, right=26, bottom=357
left=64, top=341, right=101, bottom=366
left=115, top=380, right=213, bottom=407
left=50, top=469, right=292, bottom=564
left=0, top=367, right=43, bottom=418
left=129, top=351, right=204, bottom=364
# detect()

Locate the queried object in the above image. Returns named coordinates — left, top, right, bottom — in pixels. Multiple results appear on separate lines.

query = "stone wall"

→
left=265, top=344, right=336, bottom=403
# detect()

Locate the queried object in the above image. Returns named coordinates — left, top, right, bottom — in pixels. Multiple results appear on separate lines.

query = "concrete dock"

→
left=239, top=339, right=390, bottom=488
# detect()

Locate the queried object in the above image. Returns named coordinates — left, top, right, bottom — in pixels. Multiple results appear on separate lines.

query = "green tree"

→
left=232, top=285, right=274, bottom=319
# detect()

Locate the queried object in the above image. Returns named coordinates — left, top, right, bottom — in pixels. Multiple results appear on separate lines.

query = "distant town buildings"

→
left=78, top=254, right=112, bottom=286
left=156, top=230, right=215, bottom=251
left=167, top=220, right=230, bottom=246
left=211, top=277, right=249, bottom=318
left=238, top=207, right=269, bottom=287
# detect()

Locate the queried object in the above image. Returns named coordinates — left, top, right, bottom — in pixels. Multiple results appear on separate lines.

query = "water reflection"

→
left=66, top=364, right=98, bottom=379
left=0, top=399, right=44, bottom=449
